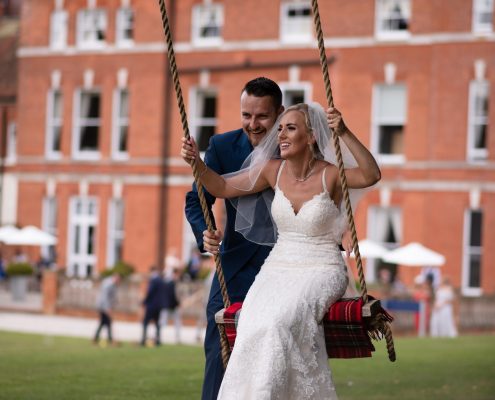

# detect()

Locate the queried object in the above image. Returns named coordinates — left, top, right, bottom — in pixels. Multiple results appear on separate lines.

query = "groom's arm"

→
left=185, top=138, right=221, bottom=252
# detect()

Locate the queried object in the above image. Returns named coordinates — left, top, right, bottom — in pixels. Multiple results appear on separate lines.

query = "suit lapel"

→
left=233, top=130, right=253, bottom=170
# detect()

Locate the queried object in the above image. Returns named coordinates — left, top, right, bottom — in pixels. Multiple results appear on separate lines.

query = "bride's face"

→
left=277, top=110, right=314, bottom=159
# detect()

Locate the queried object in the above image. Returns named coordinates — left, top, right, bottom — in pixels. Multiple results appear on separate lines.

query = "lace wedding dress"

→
left=217, top=161, right=349, bottom=400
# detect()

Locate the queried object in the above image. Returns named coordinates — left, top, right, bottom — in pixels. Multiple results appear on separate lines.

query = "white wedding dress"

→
left=217, top=161, right=349, bottom=400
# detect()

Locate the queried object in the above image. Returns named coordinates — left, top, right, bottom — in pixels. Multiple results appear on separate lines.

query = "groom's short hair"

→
left=242, top=77, right=282, bottom=110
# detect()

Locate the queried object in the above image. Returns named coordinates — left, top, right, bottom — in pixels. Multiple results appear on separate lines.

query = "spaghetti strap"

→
left=275, top=160, right=286, bottom=188
left=321, top=166, right=328, bottom=193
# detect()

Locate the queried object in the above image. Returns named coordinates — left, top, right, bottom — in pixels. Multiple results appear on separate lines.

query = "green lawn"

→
left=0, top=331, right=494, bottom=399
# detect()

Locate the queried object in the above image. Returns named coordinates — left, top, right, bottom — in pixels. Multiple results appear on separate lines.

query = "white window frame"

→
left=189, top=87, right=217, bottom=154
left=72, top=89, right=101, bottom=160
left=106, top=198, right=125, bottom=268
left=280, top=82, right=312, bottom=108
left=375, top=0, right=411, bottom=40
left=191, top=4, right=224, bottom=47
left=6, top=122, right=16, bottom=165
left=76, top=8, right=107, bottom=49
left=112, top=88, right=130, bottom=160
left=366, top=206, right=402, bottom=283
left=472, top=0, right=494, bottom=34
left=46, top=89, right=63, bottom=160
left=67, top=197, right=98, bottom=278
left=41, top=196, right=58, bottom=262
left=116, top=7, right=134, bottom=47
left=371, top=83, right=407, bottom=164
left=280, top=1, right=313, bottom=44
left=50, top=9, right=68, bottom=50
left=462, top=209, right=483, bottom=297
left=467, top=80, right=489, bottom=161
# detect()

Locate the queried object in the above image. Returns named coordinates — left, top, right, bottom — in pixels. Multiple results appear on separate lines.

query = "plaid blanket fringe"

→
left=220, top=297, right=393, bottom=359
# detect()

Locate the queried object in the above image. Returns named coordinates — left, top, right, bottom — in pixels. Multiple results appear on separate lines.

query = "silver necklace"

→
left=288, top=159, right=316, bottom=182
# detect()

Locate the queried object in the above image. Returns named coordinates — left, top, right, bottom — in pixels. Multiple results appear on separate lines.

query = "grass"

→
left=0, top=331, right=494, bottom=399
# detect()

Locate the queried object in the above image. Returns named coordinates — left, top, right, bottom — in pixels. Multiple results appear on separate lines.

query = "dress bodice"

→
left=265, top=161, right=347, bottom=268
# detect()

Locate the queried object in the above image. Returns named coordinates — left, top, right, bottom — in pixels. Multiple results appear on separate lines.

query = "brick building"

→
left=4, top=0, right=494, bottom=298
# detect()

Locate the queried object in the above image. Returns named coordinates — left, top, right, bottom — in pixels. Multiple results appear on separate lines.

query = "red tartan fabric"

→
left=220, top=298, right=381, bottom=358
left=223, top=302, right=243, bottom=351
left=323, top=297, right=374, bottom=358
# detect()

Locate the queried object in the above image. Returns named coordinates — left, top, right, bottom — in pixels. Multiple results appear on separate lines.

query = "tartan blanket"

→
left=221, top=298, right=388, bottom=358
left=323, top=297, right=374, bottom=358
left=223, top=302, right=243, bottom=350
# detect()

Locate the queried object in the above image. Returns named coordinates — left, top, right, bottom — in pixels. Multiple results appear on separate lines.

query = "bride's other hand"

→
left=326, top=107, right=348, bottom=136
left=181, top=137, right=198, bottom=165
left=341, top=229, right=352, bottom=257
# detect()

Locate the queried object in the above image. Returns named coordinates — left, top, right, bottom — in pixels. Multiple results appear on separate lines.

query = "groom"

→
left=185, top=77, right=284, bottom=400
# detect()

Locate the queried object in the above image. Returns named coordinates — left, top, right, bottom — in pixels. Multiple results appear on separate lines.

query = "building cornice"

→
left=17, top=32, right=495, bottom=58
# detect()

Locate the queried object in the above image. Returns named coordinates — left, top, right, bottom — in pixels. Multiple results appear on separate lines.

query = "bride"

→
left=181, top=102, right=380, bottom=400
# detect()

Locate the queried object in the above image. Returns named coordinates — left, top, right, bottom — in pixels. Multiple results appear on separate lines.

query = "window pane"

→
left=52, top=126, right=62, bottom=152
left=377, top=85, right=407, bottom=121
left=119, top=91, right=129, bottom=118
left=201, top=95, right=216, bottom=118
left=468, top=254, right=481, bottom=287
left=79, top=126, right=99, bottom=150
left=470, top=211, right=482, bottom=246
left=198, top=126, right=215, bottom=151
left=74, top=226, right=80, bottom=253
left=87, top=226, right=95, bottom=255
left=474, top=125, right=487, bottom=149
left=80, top=93, right=100, bottom=118
left=379, top=125, right=404, bottom=154
left=378, top=0, right=410, bottom=32
left=474, top=84, right=489, bottom=117
left=117, top=8, right=134, bottom=41
left=284, top=90, right=305, bottom=107
left=119, top=126, right=128, bottom=152
left=197, top=6, right=222, bottom=39
left=53, top=92, right=63, bottom=118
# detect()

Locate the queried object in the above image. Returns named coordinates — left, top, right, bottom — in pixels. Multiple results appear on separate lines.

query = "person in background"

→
left=93, top=273, right=121, bottom=346
left=140, top=265, right=167, bottom=347
left=430, top=276, right=458, bottom=338
left=159, top=268, right=182, bottom=344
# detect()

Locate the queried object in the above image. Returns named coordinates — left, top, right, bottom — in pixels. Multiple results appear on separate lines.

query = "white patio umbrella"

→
left=348, top=239, right=389, bottom=259
left=0, top=225, right=21, bottom=243
left=2, top=225, right=57, bottom=246
left=382, top=242, right=445, bottom=267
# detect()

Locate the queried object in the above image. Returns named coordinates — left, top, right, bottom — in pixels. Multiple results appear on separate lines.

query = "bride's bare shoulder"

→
left=263, top=159, right=283, bottom=186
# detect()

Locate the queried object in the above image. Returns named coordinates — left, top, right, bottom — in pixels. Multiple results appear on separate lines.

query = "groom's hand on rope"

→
left=326, top=107, right=348, bottom=136
left=203, top=230, right=223, bottom=254
left=181, top=137, right=199, bottom=165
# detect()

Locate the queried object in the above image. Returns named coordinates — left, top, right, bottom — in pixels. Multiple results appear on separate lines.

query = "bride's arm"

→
left=327, top=107, right=381, bottom=189
left=181, top=137, right=271, bottom=198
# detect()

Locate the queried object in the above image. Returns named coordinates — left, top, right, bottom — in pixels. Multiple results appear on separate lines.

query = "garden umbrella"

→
left=0, top=225, right=21, bottom=243
left=349, top=239, right=389, bottom=259
left=382, top=242, right=445, bottom=267
left=2, top=226, right=57, bottom=246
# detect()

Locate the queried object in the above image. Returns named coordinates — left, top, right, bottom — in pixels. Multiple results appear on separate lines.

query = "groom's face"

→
left=241, top=92, right=282, bottom=147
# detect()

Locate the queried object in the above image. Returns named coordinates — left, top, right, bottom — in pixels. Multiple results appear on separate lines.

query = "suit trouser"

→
left=201, top=293, right=225, bottom=400
left=141, top=308, right=161, bottom=345
left=94, top=310, right=112, bottom=342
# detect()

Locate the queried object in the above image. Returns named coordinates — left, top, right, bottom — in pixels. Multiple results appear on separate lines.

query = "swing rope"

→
left=157, top=0, right=231, bottom=368
left=158, top=0, right=395, bottom=365
left=311, top=0, right=396, bottom=362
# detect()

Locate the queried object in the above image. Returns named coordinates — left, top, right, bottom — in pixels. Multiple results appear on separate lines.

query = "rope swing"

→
left=157, top=0, right=396, bottom=367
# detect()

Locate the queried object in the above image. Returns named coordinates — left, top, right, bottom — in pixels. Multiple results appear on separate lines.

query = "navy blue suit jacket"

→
left=143, top=275, right=167, bottom=312
left=185, top=128, right=272, bottom=302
